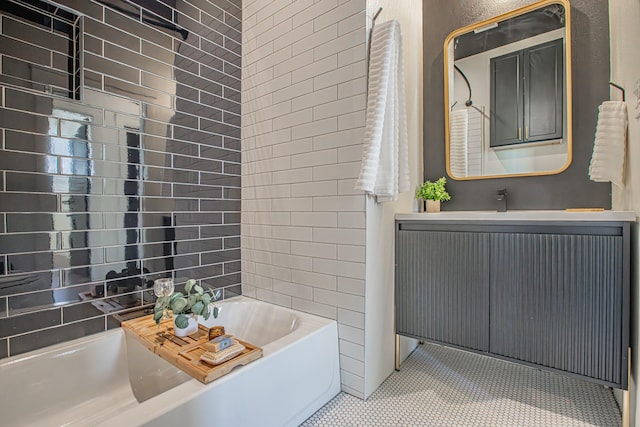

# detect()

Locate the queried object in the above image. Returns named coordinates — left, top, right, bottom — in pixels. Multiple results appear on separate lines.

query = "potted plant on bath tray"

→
left=416, top=177, right=451, bottom=213
left=153, top=279, right=220, bottom=337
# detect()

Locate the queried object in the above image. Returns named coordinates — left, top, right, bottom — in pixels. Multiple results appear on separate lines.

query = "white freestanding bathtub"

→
left=0, top=296, right=341, bottom=427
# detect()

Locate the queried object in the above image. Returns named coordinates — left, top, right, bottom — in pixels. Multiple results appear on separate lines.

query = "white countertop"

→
left=396, top=210, right=636, bottom=222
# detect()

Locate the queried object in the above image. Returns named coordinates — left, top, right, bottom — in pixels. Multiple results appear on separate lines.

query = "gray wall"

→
left=423, top=0, right=612, bottom=211
left=0, top=0, right=241, bottom=359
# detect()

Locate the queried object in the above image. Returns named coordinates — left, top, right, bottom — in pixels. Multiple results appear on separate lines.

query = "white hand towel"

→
left=449, top=109, right=468, bottom=178
left=355, top=20, right=409, bottom=202
left=588, top=101, right=627, bottom=188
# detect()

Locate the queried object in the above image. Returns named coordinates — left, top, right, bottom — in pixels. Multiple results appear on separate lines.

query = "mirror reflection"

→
left=444, top=0, right=572, bottom=179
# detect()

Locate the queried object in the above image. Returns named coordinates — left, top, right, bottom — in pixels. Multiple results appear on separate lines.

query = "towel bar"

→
left=609, top=81, right=625, bottom=101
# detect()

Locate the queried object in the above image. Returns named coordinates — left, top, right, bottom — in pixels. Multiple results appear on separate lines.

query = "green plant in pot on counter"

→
left=154, top=279, right=219, bottom=330
left=416, top=177, right=451, bottom=213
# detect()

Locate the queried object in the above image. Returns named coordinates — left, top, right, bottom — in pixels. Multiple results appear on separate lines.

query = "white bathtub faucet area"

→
left=0, top=296, right=341, bottom=427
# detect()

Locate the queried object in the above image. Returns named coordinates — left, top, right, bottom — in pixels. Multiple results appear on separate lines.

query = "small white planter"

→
left=173, top=315, right=198, bottom=337
left=425, top=200, right=441, bottom=213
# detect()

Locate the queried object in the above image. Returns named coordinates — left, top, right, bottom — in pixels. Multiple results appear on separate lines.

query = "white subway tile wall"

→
left=242, top=0, right=367, bottom=397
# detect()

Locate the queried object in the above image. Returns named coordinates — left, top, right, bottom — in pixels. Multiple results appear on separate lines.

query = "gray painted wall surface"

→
left=423, top=0, right=611, bottom=211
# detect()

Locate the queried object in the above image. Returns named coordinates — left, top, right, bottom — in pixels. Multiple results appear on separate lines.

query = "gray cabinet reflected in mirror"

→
left=444, top=0, right=572, bottom=179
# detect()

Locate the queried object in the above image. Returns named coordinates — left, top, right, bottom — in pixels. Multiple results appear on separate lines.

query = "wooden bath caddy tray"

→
left=122, top=315, right=263, bottom=384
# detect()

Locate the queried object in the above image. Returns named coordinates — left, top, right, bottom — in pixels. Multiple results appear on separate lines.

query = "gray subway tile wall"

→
left=0, top=0, right=242, bottom=358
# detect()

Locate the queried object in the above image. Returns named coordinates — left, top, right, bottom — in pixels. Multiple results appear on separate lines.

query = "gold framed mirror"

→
left=444, top=0, right=572, bottom=180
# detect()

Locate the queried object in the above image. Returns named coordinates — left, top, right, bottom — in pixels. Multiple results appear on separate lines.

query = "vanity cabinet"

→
left=490, top=38, right=564, bottom=147
left=396, top=214, right=631, bottom=389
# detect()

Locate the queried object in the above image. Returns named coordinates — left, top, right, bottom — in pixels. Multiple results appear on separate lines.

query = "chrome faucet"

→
left=496, top=189, right=507, bottom=212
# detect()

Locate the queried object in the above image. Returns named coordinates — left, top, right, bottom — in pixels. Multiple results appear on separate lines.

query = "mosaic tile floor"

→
left=302, top=342, right=621, bottom=427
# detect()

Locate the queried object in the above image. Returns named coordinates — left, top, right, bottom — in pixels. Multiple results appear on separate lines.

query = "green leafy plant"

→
left=415, top=177, right=451, bottom=202
left=153, top=279, right=219, bottom=329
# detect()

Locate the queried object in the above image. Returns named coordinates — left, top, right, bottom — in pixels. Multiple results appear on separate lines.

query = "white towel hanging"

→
left=355, top=20, right=409, bottom=202
left=449, top=109, right=468, bottom=178
left=588, top=100, right=627, bottom=188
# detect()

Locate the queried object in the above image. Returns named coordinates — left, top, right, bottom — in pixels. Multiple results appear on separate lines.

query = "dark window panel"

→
left=0, top=339, right=6, bottom=359
left=0, top=193, right=58, bottom=213
left=8, top=317, right=104, bottom=357
left=0, top=308, right=61, bottom=339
